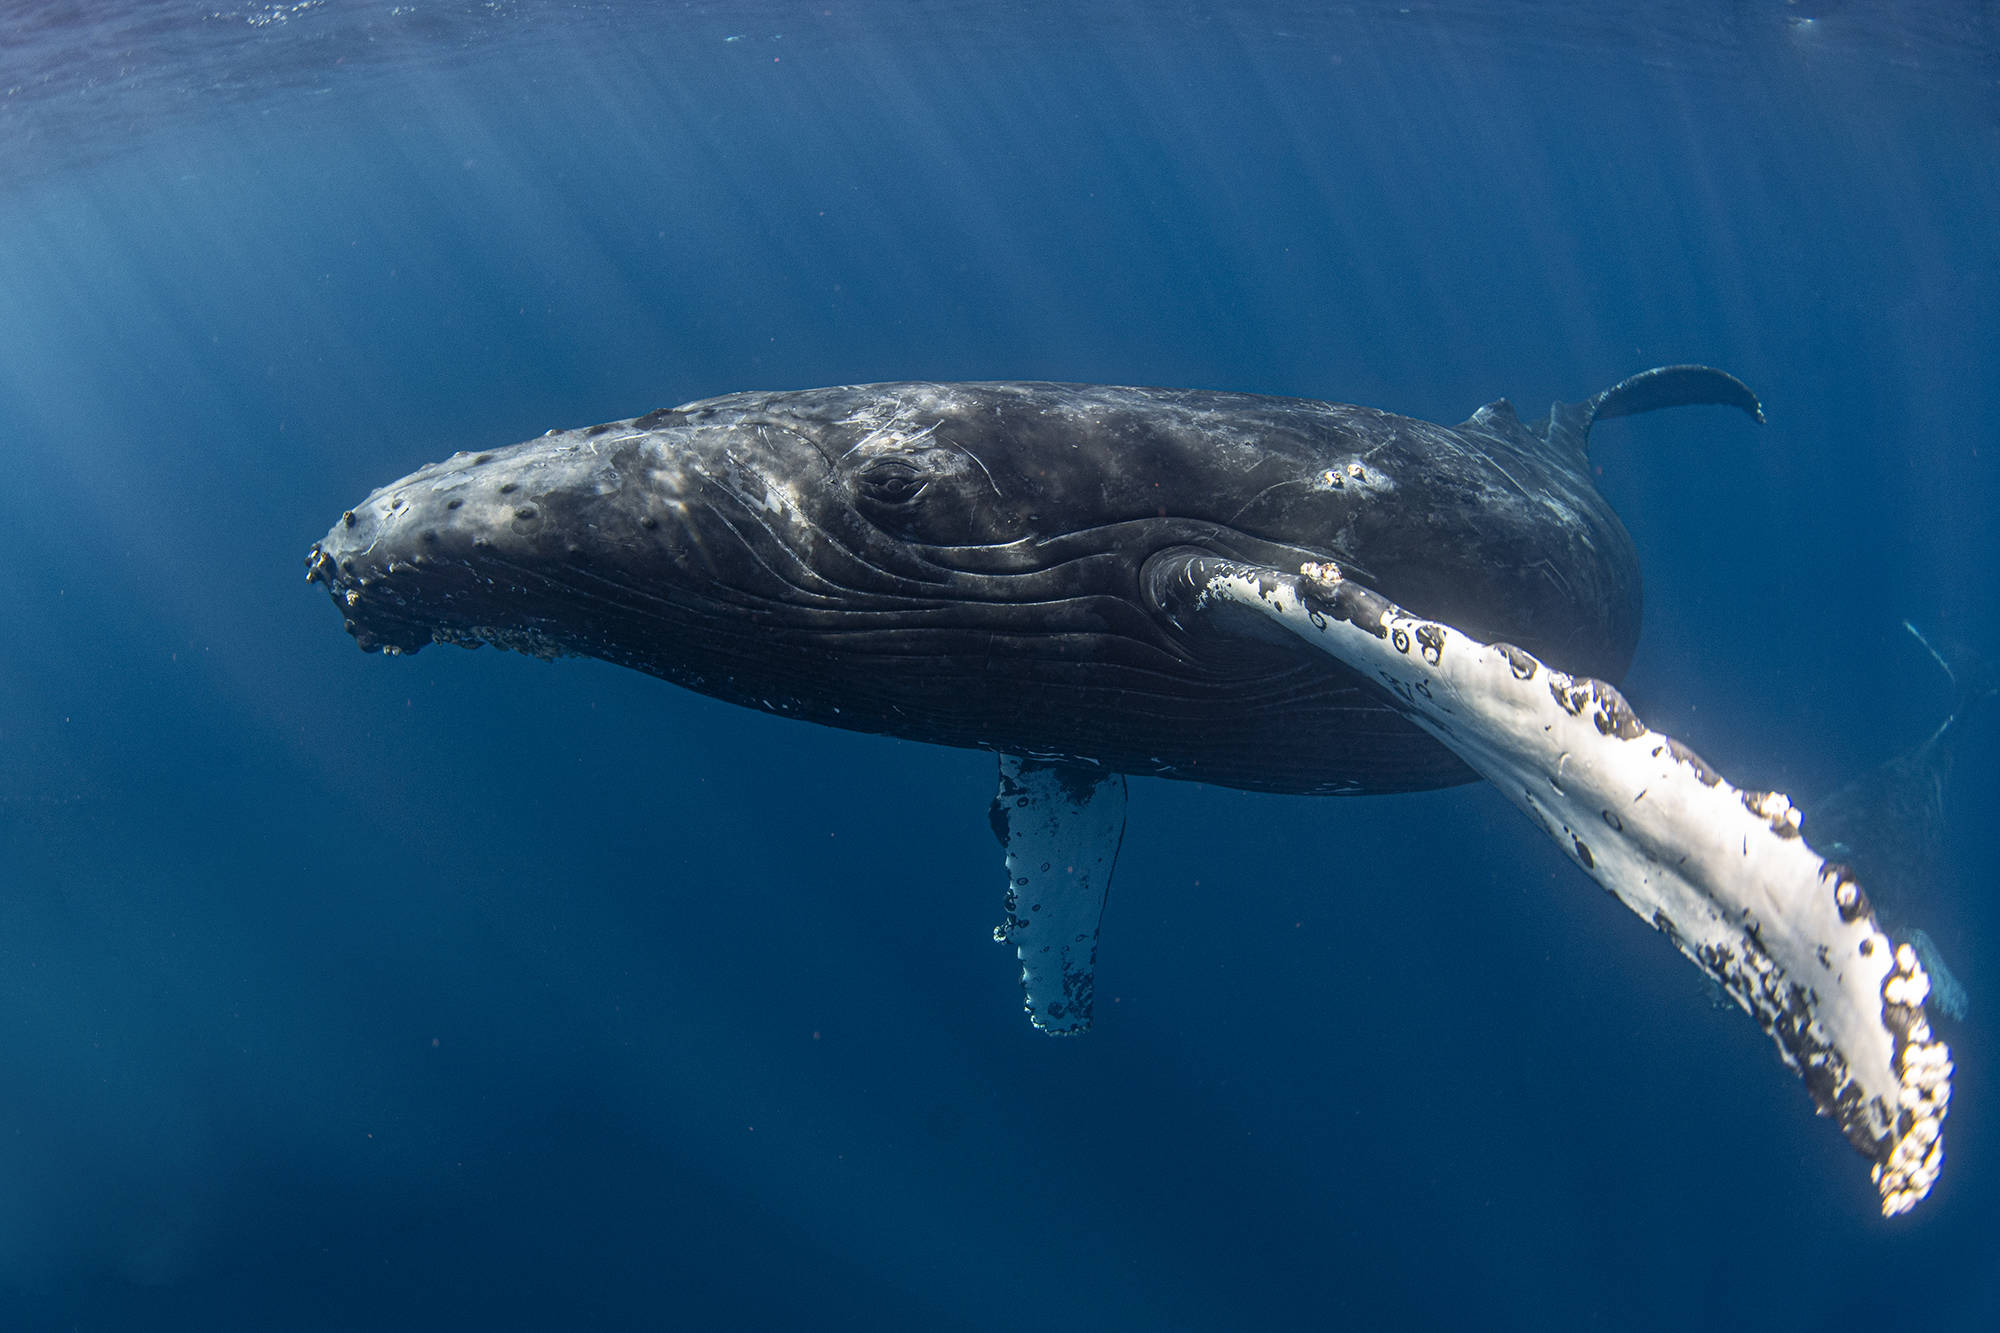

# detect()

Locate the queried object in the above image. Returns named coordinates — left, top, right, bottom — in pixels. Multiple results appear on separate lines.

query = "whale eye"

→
left=849, top=439, right=1020, bottom=545
left=857, top=458, right=929, bottom=505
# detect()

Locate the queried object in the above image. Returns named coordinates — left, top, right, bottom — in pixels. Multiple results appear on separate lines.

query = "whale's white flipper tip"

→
left=990, top=754, right=1127, bottom=1036
left=1194, top=557, right=1954, bottom=1216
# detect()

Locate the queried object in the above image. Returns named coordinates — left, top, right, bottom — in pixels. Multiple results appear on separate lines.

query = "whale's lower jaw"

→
left=307, top=530, right=1474, bottom=794
left=303, top=492, right=1485, bottom=796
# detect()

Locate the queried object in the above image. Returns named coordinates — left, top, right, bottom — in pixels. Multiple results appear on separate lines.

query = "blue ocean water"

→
left=1, top=1, right=1996, bottom=1327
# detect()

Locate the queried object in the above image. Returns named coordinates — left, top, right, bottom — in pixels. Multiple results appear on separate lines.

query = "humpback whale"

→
left=307, top=367, right=1950, bottom=1214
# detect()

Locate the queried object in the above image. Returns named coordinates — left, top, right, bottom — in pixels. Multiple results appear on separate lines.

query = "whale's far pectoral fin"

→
left=1154, top=550, right=1952, bottom=1217
left=1907, top=929, right=1969, bottom=1021
left=990, top=754, right=1127, bottom=1036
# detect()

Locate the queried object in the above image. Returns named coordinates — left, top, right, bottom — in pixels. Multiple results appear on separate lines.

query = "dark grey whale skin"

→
left=307, top=371, right=1760, bottom=795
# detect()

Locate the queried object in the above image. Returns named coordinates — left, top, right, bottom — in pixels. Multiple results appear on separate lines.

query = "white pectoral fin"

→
left=990, top=753, right=1127, bottom=1036
left=1187, top=556, right=1952, bottom=1216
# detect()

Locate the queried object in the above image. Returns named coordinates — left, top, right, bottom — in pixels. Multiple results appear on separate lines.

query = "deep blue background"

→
left=1, top=3, right=1995, bottom=1328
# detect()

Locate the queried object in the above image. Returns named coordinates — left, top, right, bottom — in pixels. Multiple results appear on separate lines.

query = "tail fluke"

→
left=1539, top=364, right=1765, bottom=458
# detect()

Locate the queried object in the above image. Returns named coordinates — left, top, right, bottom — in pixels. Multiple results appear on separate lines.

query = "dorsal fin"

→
left=1539, top=365, right=1765, bottom=457
left=1459, top=397, right=1536, bottom=445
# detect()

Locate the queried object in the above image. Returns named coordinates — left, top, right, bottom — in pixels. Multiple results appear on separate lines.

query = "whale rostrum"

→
left=308, top=367, right=1950, bottom=1212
